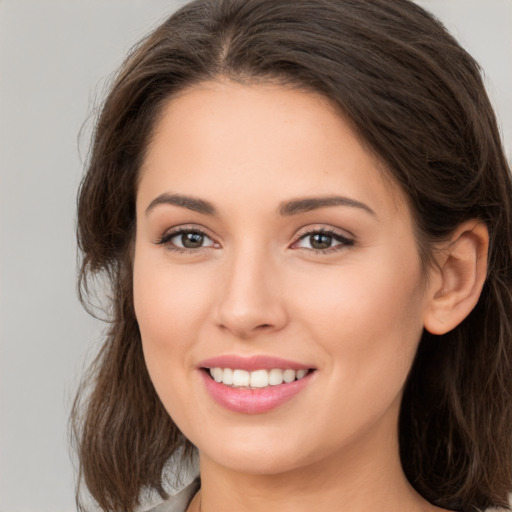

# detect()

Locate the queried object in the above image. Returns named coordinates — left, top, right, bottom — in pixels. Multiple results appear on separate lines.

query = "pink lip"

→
left=198, top=354, right=312, bottom=371
left=199, top=370, right=314, bottom=414
left=197, top=355, right=316, bottom=414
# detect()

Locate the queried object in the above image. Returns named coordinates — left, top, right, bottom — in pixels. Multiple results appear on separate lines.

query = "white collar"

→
left=139, top=450, right=200, bottom=512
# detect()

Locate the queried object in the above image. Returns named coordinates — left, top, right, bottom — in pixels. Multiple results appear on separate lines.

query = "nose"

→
left=214, top=247, right=288, bottom=339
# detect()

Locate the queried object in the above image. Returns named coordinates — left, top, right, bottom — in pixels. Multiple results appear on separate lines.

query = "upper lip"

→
left=198, top=355, right=314, bottom=372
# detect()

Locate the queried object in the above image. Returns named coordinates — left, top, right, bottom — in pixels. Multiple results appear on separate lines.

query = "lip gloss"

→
left=199, top=370, right=313, bottom=414
left=197, top=355, right=315, bottom=414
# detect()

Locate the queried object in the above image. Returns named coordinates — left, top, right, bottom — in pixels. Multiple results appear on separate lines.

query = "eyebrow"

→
left=145, top=193, right=375, bottom=217
left=145, top=193, right=217, bottom=216
left=278, top=196, right=376, bottom=216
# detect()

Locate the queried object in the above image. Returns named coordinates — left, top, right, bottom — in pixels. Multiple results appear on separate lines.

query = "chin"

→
left=189, top=423, right=336, bottom=476
left=203, top=444, right=314, bottom=475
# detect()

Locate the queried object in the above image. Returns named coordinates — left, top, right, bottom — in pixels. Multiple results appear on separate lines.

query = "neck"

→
left=193, top=401, right=437, bottom=512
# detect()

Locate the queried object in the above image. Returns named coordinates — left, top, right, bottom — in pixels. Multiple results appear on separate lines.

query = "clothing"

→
left=139, top=452, right=200, bottom=512
left=144, top=478, right=200, bottom=512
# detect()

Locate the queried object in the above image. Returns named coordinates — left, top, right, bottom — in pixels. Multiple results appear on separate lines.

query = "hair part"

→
left=73, top=1, right=512, bottom=511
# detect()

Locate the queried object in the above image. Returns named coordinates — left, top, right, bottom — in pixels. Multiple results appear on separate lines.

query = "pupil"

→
left=311, top=233, right=332, bottom=249
left=182, top=232, right=203, bottom=248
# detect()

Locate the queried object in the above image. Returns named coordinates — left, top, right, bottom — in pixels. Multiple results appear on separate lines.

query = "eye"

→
left=293, top=229, right=354, bottom=252
left=157, top=228, right=217, bottom=251
left=172, top=230, right=214, bottom=249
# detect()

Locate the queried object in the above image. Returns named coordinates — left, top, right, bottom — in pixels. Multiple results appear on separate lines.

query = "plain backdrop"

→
left=0, top=1, right=510, bottom=511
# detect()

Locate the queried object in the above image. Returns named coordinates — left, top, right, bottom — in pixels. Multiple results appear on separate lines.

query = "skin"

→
left=133, top=80, right=469, bottom=512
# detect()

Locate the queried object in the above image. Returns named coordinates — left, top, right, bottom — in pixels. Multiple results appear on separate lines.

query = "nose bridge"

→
left=215, top=240, right=286, bottom=338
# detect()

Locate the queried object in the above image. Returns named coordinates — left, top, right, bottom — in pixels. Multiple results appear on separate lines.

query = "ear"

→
left=423, top=220, right=489, bottom=335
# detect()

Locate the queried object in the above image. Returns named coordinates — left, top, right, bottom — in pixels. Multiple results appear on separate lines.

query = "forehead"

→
left=138, top=80, right=407, bottom=219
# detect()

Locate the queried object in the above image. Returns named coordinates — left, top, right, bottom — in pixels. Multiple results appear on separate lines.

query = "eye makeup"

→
left=154, top=223, right=355, bottom=256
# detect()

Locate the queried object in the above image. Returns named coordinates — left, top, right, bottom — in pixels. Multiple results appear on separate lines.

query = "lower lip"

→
left=199, top=370, right=314, bottom=414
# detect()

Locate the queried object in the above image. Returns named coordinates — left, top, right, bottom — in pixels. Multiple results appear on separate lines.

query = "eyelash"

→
left=155, top=227, right=218, bottom=254
left=292, top=228, right=354, bottom=254
left=155, top=226, right=354, bottom=254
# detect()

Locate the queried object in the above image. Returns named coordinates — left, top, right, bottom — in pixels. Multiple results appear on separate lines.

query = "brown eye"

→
left=160, top=229, right=216, bottom=250
left=294, top=230, right=354, bottom=252
left=180, top=232, right=205, bottom=248
left=309, top=233, right=333, bottom=250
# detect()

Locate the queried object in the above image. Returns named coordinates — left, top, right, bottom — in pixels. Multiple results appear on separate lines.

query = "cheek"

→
left=132, top=252, right=218, bottom=430
left=290, top=250, right=426, bottom=393
left=132, top=250, right=215, bottom=382
left=135, top=255, right=207, bottom=335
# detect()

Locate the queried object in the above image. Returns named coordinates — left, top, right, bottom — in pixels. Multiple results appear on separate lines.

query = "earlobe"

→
left=423, top=221, right=489, bottom=335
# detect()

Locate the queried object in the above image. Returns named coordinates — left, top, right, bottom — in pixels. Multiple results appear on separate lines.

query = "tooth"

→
left=222, top=368, right=233, bottom=385
left=283, top=369, right=296, bottom=383
left=268, top=368, right=284, bottom=385
left=211, top=367, right=307, bottom=387
left=211, top=367, right=223, bottom=382
left=250, top=370, right=269, bottom=388
left=232, top=369, right=250, bottom=387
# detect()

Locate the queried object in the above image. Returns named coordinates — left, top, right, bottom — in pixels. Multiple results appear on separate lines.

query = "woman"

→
left=72, top=0, right=512, bottom=511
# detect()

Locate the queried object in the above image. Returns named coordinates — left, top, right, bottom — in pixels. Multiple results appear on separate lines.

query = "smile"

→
left=208, top=367, right=310, bottom=388
left=198, top=356, right=316, bottom=414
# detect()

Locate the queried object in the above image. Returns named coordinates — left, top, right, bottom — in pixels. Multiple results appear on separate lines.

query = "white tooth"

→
left=222, top=368, right=233, bottom=385
left=212, top=367, right=223, bottom=383
left=283, top=369, right=296, bottom=383
left=232, top=369, right=250, bottom=387
left=268, top=368, right=284, bottom=385
left=296, top=369, right=308, bottom=380
left=250, top=370, right=269, bottom=388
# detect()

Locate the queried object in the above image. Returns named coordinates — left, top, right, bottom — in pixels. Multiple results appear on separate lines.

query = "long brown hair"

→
left=72, top=1, right=512, bottom=511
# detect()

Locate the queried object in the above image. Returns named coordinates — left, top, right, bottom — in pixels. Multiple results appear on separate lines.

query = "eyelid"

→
left=153, top=223, right=354, bottom=254
left=294, top=223, right=355, bottom=239
left=290, top=225, right=355, bottom=252
left=154, top=224, right=220, bottom=251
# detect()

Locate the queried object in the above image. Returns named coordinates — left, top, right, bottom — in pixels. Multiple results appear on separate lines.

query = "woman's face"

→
left=134, top=81, right=433, bottom=475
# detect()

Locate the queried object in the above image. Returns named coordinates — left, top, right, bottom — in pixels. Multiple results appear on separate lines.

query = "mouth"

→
left=203, top=367, right=314, bottom=389
left=197, top=356, right=317, bottom=414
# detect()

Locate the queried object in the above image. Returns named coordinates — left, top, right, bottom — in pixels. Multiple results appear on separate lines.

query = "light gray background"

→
left=0, top=1, right=510, bottom=511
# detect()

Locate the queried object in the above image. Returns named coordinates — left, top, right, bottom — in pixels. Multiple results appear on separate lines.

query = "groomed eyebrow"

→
left=278, top=196, right=376, bottom=216
left=145, top=193, right=374, bottom=217
left=145, top=193, right=217, bottom=216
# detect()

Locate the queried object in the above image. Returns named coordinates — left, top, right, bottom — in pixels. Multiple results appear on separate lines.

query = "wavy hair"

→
left=72, top=1, right=512, bottom=511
